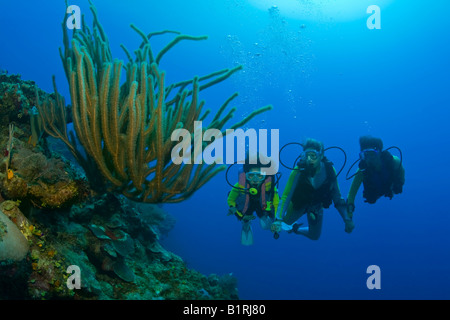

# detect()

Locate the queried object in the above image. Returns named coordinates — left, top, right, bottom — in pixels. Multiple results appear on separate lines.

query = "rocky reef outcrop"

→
left=0, top=72, right=238, bottom=300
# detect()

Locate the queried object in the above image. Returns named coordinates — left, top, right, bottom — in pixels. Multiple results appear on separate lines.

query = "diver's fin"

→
left=281, top=222, right=293, bottom=231
left=259, top=215, right=272, bottom=230
left=241, top=221, right=253, bottom=246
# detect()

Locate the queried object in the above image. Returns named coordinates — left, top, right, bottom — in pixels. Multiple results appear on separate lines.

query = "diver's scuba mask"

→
left=359, top=148, right=379, bottom=161
left=245, top=171, right=266, bottom=195
left=302, top=149, right=321, bottom=161
left=245, top=171, right=266, bottom=183
left=297, top=149, right=323, bottom=177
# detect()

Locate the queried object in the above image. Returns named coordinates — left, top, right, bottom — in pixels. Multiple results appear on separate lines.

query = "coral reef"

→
left=0, top=71, right=87, bottom=210
left=0, top=72, right=238, bottom=301
left=0, top=99, right=88, bottom=209
left=0, top=72, right=47, bottom=127
left=0, top=192, right=239, bottom=300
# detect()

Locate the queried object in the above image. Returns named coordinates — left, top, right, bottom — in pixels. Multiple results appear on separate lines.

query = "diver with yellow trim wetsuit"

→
left=346, top=136, right=405, bottom=218
left=271, top=139, right=354, bottom=240
left=227, top=155, right=280, bottom=245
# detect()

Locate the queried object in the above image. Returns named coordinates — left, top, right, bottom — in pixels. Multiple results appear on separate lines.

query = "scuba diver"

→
left=271, top=138, right=354, bottom=240
left=346, top=136, right=405, bottom=217
left=227, top=154, right=280, bottom=245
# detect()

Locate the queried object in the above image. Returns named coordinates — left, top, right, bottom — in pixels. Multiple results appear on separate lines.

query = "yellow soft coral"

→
left=37, top=1, right=272, bottom=204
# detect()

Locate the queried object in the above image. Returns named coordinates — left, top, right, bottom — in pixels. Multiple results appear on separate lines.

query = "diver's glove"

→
left=242, top=214, right=256, bottom=222
left=228, top=207, right=244, bottom=220
left=228, top=206, right=237, bottom=216
left=347, top=201, right=355, bottom=219
left=344, top=219, right=355, bottom=234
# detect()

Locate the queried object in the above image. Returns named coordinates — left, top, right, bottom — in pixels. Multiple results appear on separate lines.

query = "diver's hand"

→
left=344, top=219, right=355, bottom=234
left=347, top=202, right=355, bottom=219
left=228, top=207, right=245, bottom=221
left=242, top=215, right=256, bottom=222
left=228, top=207, right=237, bottom=216
left=271, top=220, right=282, bottom=233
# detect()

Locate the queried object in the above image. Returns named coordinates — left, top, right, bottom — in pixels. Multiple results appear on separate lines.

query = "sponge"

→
left=0, top=209, right=29, bottom=262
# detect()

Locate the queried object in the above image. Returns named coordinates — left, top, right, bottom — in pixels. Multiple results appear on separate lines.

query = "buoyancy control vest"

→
left=291, top=157, right=336, bottom=210
left=359, top=150, right=396, bottom=204
left=234, top=169, right=276, bottom=217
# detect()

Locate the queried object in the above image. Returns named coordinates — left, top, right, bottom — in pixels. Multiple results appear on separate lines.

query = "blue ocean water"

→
left=1, top=0, right=449, bottom=299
